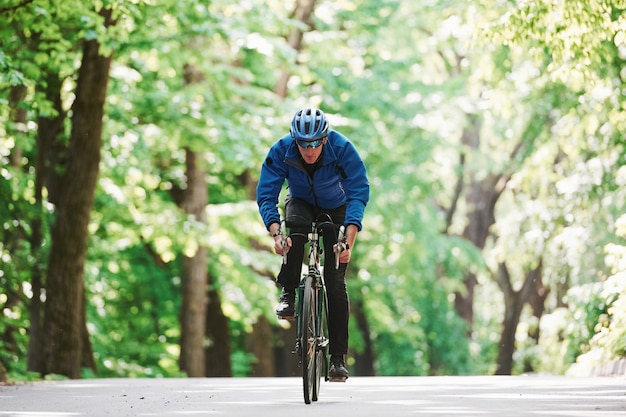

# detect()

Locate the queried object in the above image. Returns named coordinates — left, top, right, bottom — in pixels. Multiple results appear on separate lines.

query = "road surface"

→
left=0, top=375, right=624, bottom=416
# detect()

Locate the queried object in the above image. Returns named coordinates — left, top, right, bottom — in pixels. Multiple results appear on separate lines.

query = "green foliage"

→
left=0, top=138, right=53, bottom=380
left=568, top=283, right=607, bottom=354
left=532, top=210, right=626, bottom=375
left=564, top=214, right=626, bottom=374
left=205, top=202, right=280, bottom=328
left=2, top=0, right=626, bottom=381
left=591, top=273, right=626, bottom=357
left=86, top=244, right=183, bottom=377
left=0, top=50, right=27, bottom=87
left=536, top=278, right=621, bottom=375
left=489, top=0, right=623, bottom=81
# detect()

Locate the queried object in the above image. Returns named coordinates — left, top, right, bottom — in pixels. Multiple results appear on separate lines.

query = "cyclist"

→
left=256, top=107, right=370, bottom=381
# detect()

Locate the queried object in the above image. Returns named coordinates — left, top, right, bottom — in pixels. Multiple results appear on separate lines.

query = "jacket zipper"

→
left=285, top=157, right=319, bottom=206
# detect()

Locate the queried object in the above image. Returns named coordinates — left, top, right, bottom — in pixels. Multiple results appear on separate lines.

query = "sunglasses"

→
left=296, top=138, right=325, bottom=149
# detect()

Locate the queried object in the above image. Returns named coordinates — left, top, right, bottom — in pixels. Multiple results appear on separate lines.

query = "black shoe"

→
left=275, top=289, right=295, bottom=319
left=329, top=355, right=349, bottom=381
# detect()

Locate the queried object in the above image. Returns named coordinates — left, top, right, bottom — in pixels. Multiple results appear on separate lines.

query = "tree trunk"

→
left=455, top=174, right=510, bottom=325
left=523, top=266, right=548, bottom=373
left=0, top=361, right=7, bottom=383
left=80, top=289, right=97, bottom=374
left=274, top=325, right=299, bottom=376
left=351, top=297, right=376, bottom=376
left=40, top=10, right=114, bottom=377
left=275, top=0, right=316, bottom=98
left=247, top=316, right=275, bottom=376
left=179, top=149, right=209, bottom=377
left=205, top=283, right=232, bottom=377
left=452, top=116, right=517, bottom=328
left=494, top=263, right=521, bottom=375
left=455, top=118, right=488, bottom=326
left=495, top=262, right=542, bottom=375
left=28, top=73, right=66, bottom=373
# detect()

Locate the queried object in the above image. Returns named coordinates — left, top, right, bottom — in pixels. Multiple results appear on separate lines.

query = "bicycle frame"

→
left=298, top=221, right=328, bottom=350
left=296, top=222, right=329, bottom=402
left=307, top=223, right=330, bottom=368
left=282, top=218, right=343, bottom=404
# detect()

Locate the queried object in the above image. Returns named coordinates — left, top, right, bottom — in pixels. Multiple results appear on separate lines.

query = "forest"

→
left=0, top=0, right=625, bottom=381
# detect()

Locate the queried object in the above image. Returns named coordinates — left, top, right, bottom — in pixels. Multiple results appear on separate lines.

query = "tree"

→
left=494, top=261, right=542, bottom=374
left=265, top=0, right=320, bottom=377
left=481, top=0, right=626, bottom=374
left=174, top=61, right=210, bottom=377
left=2, top=0, right=624, bottom=381
left=40, top=7, right=115, bottom=378
left=1, top=0, right=120, bottom=378
left=95, top=0, right=290, bottom=377
left=178, top=149, right=209, bottom=376
left=274, top=0, right=316, bottom=98
left=298, top=0, right=480, bottom=375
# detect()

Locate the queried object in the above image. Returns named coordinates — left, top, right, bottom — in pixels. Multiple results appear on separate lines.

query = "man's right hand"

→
left=269, top=222, right=291, bottom=256
left=275, top=235, right=292, bottom=255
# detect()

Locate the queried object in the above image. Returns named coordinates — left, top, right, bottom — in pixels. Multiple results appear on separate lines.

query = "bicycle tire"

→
left=301, top=274, right=316, bottom=404
left=312, top=284, right=327, bottom=402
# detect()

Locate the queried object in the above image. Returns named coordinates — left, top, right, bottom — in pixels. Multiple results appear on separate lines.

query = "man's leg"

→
left=319, top=207, right=350, bottom=380
left=275, top=196, right=313, bottom=318
left=325, top=259, right=350, bottom=380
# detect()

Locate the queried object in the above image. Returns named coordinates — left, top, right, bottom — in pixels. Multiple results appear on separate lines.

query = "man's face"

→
left=296, top=137, right=326, bottom=164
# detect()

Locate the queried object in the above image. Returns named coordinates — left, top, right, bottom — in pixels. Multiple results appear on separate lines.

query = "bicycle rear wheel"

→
left=301, top=274, right=316, bottom=404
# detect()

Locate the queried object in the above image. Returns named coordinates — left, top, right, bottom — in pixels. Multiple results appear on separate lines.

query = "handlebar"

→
left=278, top=219, right=348, bottom=270
left=284, top=220, right=336, bottom=231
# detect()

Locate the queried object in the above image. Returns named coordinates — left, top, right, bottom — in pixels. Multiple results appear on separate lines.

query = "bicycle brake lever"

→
left=335, top=225, right=345, bottom=269
left=281, top=220, right=287, bottom=264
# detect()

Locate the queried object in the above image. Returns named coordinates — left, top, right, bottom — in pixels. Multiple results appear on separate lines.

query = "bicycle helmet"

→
left=290, top=108, right=329, bottom=141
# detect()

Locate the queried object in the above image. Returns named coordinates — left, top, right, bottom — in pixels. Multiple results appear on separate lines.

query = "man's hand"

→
left=334, top=241, right=351, bottom=264
left=274, top=234, right=292, bottom=256
left=334, top=224, right=358, bottom=266
left=269, top=222, right=291, bottom=258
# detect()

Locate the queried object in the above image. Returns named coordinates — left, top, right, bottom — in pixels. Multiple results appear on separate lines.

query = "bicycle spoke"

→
left=313, top=285, right=327, bottom=402
left=301, top=275, right=316, bottom=404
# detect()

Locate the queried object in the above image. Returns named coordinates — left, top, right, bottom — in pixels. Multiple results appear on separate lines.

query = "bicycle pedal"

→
left=329, top=376, right=347, bottom=383
left=276, top=314, right=295, bottom=321
left=292, top=340, right=301, bottom=355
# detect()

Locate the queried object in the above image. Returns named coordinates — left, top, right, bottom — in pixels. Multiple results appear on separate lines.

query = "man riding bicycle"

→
left=256, top=107, right=370, bottom=381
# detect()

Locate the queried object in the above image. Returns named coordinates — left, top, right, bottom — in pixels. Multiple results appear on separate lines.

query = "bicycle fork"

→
left=293, top=274, right=329, bottom=369
left=294, top=276, right=312, bottom=362
left=293, top=281, right=305, bottom=360
left=316, top=275, right=330, bottom=381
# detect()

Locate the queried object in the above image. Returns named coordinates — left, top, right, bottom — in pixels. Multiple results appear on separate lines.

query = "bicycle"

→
left=278, top=214, right=348, bottom=404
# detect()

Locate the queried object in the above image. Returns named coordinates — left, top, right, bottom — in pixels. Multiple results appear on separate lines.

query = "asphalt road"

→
left=0, top=375, right=624, bottom=417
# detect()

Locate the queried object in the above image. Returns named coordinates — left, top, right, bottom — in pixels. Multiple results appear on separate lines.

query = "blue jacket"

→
left=257, top=130, right=370, bottom=230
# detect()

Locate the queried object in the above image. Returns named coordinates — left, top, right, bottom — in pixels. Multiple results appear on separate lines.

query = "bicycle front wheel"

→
left=312, top=286, right=327, bottom=402
left=301, top=274, right=317, bottom=404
